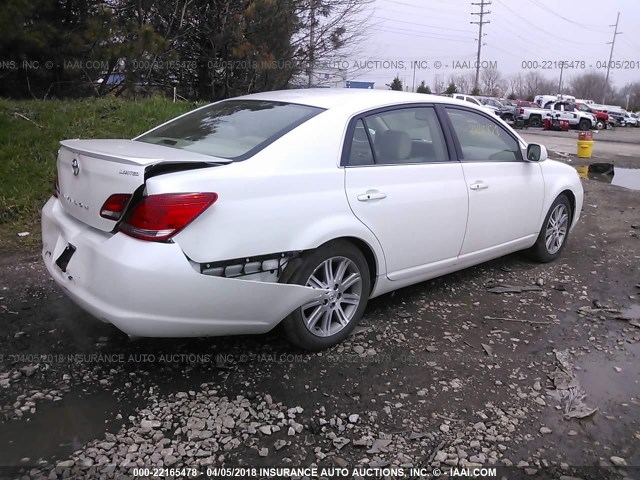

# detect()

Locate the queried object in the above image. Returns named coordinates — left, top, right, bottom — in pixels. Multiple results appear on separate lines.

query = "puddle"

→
left=0, top=390, right=131, bottom=467
left=576, top=164, right=640, bottom=191
left=621, top=304, right=640, bottom=320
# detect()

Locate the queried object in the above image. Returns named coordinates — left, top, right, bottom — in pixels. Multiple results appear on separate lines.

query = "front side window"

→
left=446, top=108, right=522, bottom=162
left=348, top=107, right=448, bottom=165
left=137, top=100, right=323, bottom=160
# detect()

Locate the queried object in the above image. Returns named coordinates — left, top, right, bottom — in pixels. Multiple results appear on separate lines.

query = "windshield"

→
left=136, top=100, right=323, bottom=160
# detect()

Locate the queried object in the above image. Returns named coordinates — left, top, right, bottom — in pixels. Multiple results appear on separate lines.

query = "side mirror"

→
left=526, top=143, right=547, bottom=162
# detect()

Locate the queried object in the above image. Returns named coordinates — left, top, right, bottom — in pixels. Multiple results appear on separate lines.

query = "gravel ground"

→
left=0, top=154, right=639, bottom=480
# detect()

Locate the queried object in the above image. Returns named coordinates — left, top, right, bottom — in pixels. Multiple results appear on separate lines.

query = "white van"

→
left=534, top=94, right=576, bottom=108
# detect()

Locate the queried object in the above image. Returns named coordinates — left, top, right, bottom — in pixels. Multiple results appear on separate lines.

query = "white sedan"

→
left=42, top=89, right=583, bottom=350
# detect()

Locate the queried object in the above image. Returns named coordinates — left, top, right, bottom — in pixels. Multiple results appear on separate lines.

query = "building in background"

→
left=346, top=81, right=375, bottom=89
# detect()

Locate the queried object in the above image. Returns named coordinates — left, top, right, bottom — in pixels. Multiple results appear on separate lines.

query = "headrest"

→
left=376, top=130, right=412, bottom=162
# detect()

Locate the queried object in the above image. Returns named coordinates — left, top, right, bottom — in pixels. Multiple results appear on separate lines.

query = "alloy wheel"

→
left=301, top=256, right=363, bottom=337
left=545, top=204, right=569, bottom=255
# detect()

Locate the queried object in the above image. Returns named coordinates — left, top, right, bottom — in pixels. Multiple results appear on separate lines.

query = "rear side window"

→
left=137, top=100, right=323, bottom=160
left=367, top=107, right=448, bottom=165
left=446, top=108, right=522, bottom=162
left=347, top=120, right=375, bottom=166
left=344, top=107, right=448, bottom=166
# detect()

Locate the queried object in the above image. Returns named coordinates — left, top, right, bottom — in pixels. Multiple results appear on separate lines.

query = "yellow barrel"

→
left=577, top=140, right=593, bottom=159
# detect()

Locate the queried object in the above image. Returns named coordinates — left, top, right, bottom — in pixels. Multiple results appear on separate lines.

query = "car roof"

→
left=236, top=88, right=475, bottom=111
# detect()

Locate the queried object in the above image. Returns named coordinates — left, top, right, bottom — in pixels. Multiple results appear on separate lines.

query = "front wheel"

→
left=595, top=120, right=605, bottom=130
left=527, top=195, right=572, bottom=263
left=281, top=240, right=371, bottom=351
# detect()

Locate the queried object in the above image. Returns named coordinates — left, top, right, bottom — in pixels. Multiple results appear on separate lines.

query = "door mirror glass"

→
left=526, top=143, right=547, bottom=162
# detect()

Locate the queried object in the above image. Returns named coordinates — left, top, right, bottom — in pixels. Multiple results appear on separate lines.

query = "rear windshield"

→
left=136, top=100, right=323, bottom=160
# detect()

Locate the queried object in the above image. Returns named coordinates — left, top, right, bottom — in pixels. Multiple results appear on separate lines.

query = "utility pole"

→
left=558, top=61, right=565, bottom=96
left=412, top=62, right=417, bottom=93
left=602, top=12, right=621, bottom=104
left=471, top=0, right=490, bottom=94
left=308, top=0, right=316, bottom=88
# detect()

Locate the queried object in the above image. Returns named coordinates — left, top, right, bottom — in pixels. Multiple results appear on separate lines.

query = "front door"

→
left=444, top=107, right=545, bottom=256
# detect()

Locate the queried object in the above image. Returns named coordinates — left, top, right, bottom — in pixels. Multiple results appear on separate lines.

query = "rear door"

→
left=443, top=107, right=544, bottom=256
left=343, top=105, right=469, bottom=281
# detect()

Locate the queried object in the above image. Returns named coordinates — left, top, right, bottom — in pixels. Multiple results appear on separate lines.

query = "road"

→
left=0, top=148, right=639, bottom=479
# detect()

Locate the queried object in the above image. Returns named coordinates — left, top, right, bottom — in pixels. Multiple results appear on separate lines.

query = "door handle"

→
left=469, top=182, right=489, bottom=191
left=357, top=191, right=387, bottom=201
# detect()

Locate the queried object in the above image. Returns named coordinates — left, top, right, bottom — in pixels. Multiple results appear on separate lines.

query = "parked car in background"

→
left=476, top=96, right=504, bottom=115
left=631, top=113, right=640, bottom=127
left=41, top=89, right=583, bottom=350
left=603, top=109, right=626, bottom=127
left=623, top=112, right=638, bottom=127
left=546, top=101, right=596, bottom=131
left=574, top=102, right=609, bottom=130
left=448, top=93, right=495, bottom=115
left=506, top=102, right=550, bottom=128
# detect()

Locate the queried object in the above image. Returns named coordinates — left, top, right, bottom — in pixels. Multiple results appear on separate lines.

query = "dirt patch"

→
left=0, top=174, right=638, bottom=478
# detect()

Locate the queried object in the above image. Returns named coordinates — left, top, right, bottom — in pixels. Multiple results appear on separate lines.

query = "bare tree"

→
left=480, top=68, right=503, bottom=96
left=508, top=73, right=525, bottom=99
left=289, top=0, right=374, bottom=87
left=448, top=73, right=474, bottom=95
left=522, top=71, right=555, bottom=100
left=433, top=74, right=445, bottom=95
left=568, top=72, right=608, bottom=102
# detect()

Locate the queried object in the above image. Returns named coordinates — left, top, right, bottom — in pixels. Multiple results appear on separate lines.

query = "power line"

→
left=471, top=0, right=491, bottom=92
left=602, top=12, right=622, bottom=104
left=371, top=15, right=473, bottom=34
left=526, top=0, right=610, bottom=31
left=493, top=0, right=604, bottom=46
left=371, top=26, right=476, bottom=43
left=378, top=0, right=463, bottom=15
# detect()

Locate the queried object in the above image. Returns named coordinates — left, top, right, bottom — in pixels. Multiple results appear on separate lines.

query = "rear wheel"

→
left=527, top=195, right=572, bottom=263
left=281, top=240, right=370, bottom=351
left=529, top=115, right=542, bottom=128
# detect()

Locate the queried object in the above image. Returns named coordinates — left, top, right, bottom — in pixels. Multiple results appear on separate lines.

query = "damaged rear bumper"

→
left=41, top=198, right=322, bottom=337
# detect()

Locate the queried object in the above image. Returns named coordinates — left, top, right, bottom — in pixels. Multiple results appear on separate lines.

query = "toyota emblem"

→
left=71, top=158, right=80, bottom=176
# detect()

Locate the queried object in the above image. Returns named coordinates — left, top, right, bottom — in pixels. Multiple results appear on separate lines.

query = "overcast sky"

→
left=346, top=0, right=640, bottom=92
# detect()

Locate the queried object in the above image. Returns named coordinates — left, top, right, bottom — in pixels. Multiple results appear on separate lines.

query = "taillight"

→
left=119, top=193, right=217, bottom=242
left=53, top=176, right=60, bottom=198
left=520, top=108, right=525, bottom=115
left=100, top=194, right=132, bottom=221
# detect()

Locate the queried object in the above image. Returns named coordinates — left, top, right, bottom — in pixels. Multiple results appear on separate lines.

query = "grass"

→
left=0, top=97, right=197, bottom=249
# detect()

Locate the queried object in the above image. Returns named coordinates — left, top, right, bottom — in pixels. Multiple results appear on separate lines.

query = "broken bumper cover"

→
left=41, top=198, right=321, bottom=337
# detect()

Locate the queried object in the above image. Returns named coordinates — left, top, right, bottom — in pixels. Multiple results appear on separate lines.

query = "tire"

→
left=527, top=195, right=572, bottom=263
left=578, top=119, right=591, bottom=131
left=529, top=115, right=542, bottom=128
left=502, top=113, right=514, bottom=122
left=595, top=120, right=605, bottom=130
left=281, top=240, right=371, bottom=351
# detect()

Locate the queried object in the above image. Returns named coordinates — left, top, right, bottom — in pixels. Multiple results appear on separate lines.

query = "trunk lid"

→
left=57, top=139, right=230, bottom=232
